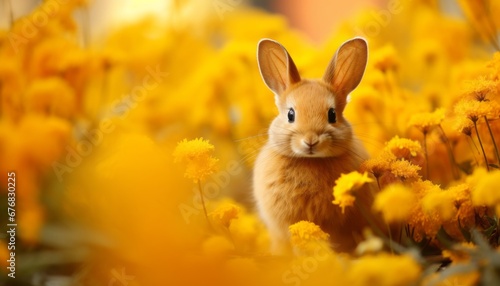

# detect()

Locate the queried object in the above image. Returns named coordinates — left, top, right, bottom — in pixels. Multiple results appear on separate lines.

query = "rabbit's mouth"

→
left=293, top=146, right=325, bottom=158
left=291, top=139, right=347, bottom=158
left=290, top=137, right=328, bottom=157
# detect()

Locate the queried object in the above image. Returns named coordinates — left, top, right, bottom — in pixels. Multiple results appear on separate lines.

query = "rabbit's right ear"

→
left=323, top=38, right=368, bottom=103
left=257, top=39, right=301, bottom=96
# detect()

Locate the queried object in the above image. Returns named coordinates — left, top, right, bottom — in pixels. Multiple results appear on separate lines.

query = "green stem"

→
left=484, top=116, right=500, bottom=167
left=198, top=181, right=212, bottom=229
left=473, top=121, right=490, bottom=171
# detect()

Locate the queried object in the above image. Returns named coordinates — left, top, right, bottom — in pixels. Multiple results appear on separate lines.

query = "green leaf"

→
left=486, top=216, right=498, bottom=227
left=437, top=226, right=456, bottom=248
left=484, top=225, right=496, bottom=238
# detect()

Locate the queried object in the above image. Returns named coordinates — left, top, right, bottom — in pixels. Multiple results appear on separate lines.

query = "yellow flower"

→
left=453, top=116, right=474, bottom=136
left=361, top=152, right=394, bottom=178
left=471, top=169, right=500, bottom=207
left=371, top=44, right=400, bottom=73
left=209, top=202, right=241, bottom=228
left=466, top=167, right=488, bottom=188
left=289, top=221, right=330, bottom=254
left=332, top=172, right=373, bottom=213
left=173, top=138, right=219, bottom=183
left=447, top=183, right=476, bottom=224
left=289, top=221, right=329, bottom=244
left=422, top=189, right=456, bottom=221
left=390, top=160, right=421, bottom=181
left=386, top=136, right=424, bottom=161
left=454, top=98, right=492, bottom=122
left=374, top=184, right=415, bottom=223
left=24, top=77, right=76, bottom=119
left=387, top=137, right=422, bottom=158
left=408, top=108, right=445, bottom=133
left=463, top=76, right=497, bottom=101
left=407, top=180, right=443, bottom=240
left=487, top=52, right=500, bottom=80
left=347, top=254, right=421, bottom=286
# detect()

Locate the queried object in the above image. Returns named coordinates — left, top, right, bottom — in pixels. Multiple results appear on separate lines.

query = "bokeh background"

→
left=1, top=0, right=500, bottom=285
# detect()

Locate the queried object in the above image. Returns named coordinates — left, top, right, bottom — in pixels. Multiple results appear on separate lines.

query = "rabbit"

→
left=253, top=37, right=386, bottom=254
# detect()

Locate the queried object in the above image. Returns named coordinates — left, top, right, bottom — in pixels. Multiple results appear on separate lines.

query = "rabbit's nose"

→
left=303, top=133, right=319, bottom=148
left=304, top=140, right=318, bottom=148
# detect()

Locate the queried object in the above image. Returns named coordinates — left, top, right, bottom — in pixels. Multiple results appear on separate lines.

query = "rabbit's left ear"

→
left=257, top=39, right=301, bottom=96
left=323, top=38, right=368, bottom=99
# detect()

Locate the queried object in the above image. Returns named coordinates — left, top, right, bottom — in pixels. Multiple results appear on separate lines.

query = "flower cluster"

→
left=173, top=137, right=219, bottom=183
left=332, top=171, right=373, bottom=213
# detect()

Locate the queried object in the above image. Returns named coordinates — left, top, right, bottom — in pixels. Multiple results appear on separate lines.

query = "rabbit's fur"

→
left=254, top=38, right=383, bottom=253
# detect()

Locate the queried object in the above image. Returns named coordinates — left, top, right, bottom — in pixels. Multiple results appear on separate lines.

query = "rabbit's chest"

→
left=265, top=159, right=344, bottom=223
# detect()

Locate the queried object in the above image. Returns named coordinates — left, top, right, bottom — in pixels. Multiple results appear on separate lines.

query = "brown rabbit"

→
left=253, top=38, right=383, bottom=254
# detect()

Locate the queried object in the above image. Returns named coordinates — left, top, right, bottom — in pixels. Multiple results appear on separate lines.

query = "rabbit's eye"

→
left=328, top=108, right=336, bottom=123
left=288, top=108, right=295, bottom=123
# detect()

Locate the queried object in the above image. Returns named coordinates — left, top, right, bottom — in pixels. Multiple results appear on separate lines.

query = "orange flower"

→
left=332, top=172, right=373, bottom=213
left=374, top=184, right=415, bottom=223
left=462, top=76, right=497, bottom=101
left=389, top=160, right=421, bottom=182
left=24, top=77, right=76, bottom=119
left=422, top=189, right=456, bottom=221
left=289, top=220, right=330, bottom=253
left=453, top=116, right=474, bottom=136
left=408, top=108, right=445, bottom=133
left=454, top=98, right=492, bottom=122
left=371, top=44, right=400, bottom=73
left=386, top=136, right=424, bottom=165
left=361, top=152, right=394, bottom=178
left=210, top=203, right=241, bottom=228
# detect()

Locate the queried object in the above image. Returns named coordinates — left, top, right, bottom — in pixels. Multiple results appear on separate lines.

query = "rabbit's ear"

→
left=257, top=39, right=301, bottom=95
left=323, top=38, right=367, bottom=99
